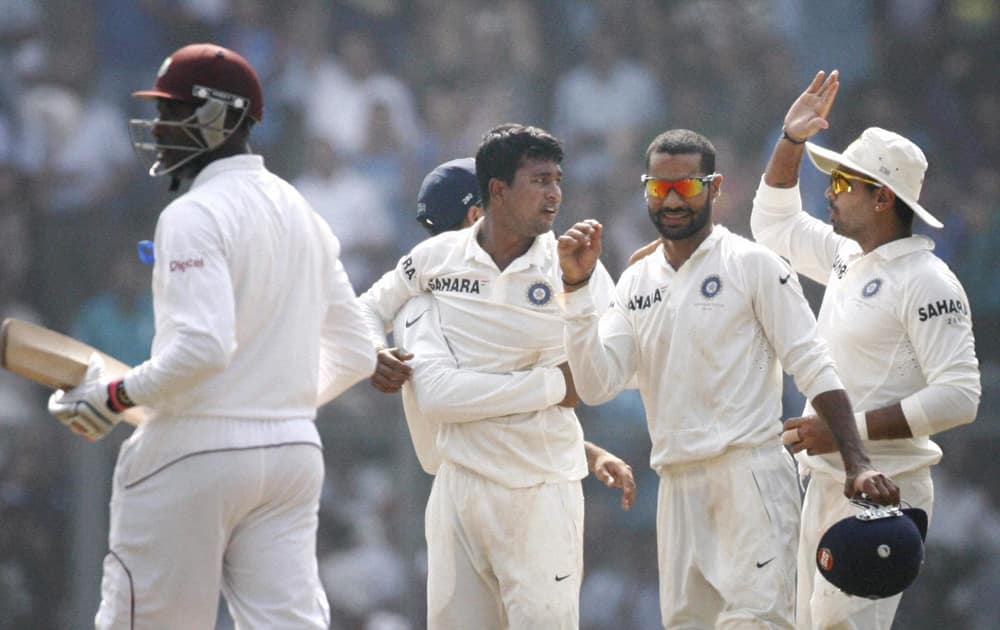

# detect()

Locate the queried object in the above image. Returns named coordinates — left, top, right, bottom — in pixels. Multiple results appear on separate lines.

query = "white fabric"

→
left=751, top=178, right=981, bottom=479
left=106, top=154, right=374, bottom=623
left=425, top=462, right=583, bottom=630
left=561, top=225, right=844, bottom=469
left=97, top=442, right=329, bottom=629
left=656, top=444, right=799, bottom=628
left=358, top=221, right=615, bottom=488
left=125, top=154, right=374, bottom=417
left=798, top=469, right=933, bottom=630
left=393, top=294, right=567, bottom=475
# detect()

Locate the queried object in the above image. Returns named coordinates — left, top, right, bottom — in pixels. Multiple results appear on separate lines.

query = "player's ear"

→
left=466, top=205, right=484, bottom=227
left=487, top=178, right=505, bottom=207
left=710, top=173, right=724, bottom=200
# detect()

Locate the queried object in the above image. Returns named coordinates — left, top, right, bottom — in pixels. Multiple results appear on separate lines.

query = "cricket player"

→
left=358, top=126, right=618, bottom=629
left=47, top=43, right=375, bottom=628
left=751, top=70, right=981, bottom=629
left=556, top=127, right=899, bottom=628
left=373, top=157, right=636, bottom=512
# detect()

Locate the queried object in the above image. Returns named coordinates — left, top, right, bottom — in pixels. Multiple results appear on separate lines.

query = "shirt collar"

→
left=190, top=154, right=264, bottom=189
left=868, top=234, right=935, bottom=261
left=464, top=219, right=555, bottom=271
left=654, top=224, right=729, bottom=269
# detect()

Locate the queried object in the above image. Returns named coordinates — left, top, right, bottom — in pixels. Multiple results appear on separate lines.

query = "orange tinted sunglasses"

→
left=641, top=174, right=717, bottom=199
left=830, top=169, right=883, bottom=195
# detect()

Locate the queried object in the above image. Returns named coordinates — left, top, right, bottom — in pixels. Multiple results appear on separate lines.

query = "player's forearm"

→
left=763, top=132, right=806, bottom=189
left=412, top=362, right=564, bottom=423
left=864, top=381, right=980, bottom=441
left=811, top=389, right=872, bottom=475
left=584, top=441, right=607, bottom=472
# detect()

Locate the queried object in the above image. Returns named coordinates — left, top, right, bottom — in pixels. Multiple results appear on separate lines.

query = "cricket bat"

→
left=1, top=318, right=147, bottom=425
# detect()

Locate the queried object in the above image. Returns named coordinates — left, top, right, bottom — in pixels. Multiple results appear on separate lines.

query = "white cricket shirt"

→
left=393, top=294, right=570, bottom=475
left=360, top=221, right=615, bottom=488
left=121, top=155, right=375, bottom=483
left=751, top=179, right=980, bottom=479
left=561, top=225, right=844, bottom=469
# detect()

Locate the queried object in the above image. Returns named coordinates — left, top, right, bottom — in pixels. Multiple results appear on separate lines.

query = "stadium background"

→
left=0, top=1, right=997, bottom=628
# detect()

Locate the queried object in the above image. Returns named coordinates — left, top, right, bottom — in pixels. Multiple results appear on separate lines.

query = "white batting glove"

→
left=48, top=354, right=123, bottom=442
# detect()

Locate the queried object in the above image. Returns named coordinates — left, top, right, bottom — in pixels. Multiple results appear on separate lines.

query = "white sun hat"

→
left=805, top=127, right=942, bottom=228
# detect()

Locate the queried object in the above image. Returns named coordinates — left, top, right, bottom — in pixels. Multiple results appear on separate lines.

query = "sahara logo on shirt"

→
left=918, top=298, right=968, bottom=322
left=527, top=282, right=552, bottom=306
left=700, top=275, right=722, bottom=299
left=627, top=288, right=663, bottom=311
left=428, top=276, right=482, bottom=294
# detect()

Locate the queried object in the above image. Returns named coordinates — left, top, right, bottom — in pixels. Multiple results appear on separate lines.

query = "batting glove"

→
left=48, top=354, right=123, bottom=442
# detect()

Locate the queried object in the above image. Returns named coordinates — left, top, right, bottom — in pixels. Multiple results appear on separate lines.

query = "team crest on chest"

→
left=861, top=278, right=882, bottom=298
left=527, top=281, right=553, bottom=306
left=701, top=275, right=722, bottom=299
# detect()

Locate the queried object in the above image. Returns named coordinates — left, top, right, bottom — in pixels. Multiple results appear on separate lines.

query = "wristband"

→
left=106, top=379, right=136, bottom=412
left=562, top=271, right=593, bottom=288
left=855, top=411, right=869, bottom=441
left=781, top=129, right=806, bottom=145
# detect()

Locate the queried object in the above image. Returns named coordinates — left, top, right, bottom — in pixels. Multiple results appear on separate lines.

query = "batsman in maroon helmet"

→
left=48, top=43, right=375, bottom=628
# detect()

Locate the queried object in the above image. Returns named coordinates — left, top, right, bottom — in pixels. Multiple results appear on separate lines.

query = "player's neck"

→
left=477, top=221, right=534, bottom=271
left=661, top=223, right=713, bottom=270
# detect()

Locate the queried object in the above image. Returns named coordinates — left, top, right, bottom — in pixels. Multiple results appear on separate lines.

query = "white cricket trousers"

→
left=656, top=443, right=799, bottom=629
left=425, top=461, right=584, bottom=630
left=96, top=443, right=330, bottom=629
left=797, top=467, right=933, bottom=630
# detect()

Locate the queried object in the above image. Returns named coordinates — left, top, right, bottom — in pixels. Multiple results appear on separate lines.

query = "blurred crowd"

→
left=0, top=1, right=998, bottom=628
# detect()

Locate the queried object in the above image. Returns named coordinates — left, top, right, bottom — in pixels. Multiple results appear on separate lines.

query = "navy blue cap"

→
left=415, top=158, right=479, bottom=235
left=817, top=503, right=928, bottom=599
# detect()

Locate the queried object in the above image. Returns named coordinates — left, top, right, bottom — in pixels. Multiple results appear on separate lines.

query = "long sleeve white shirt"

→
left=561, top=226, right=844, bottom=469
left=359, top=221, right=615, bottom=487
left=121, top=155, right=374, bottom=484
left=751, top=178, right=980, bottom=479
left=392, top=294, right=568, bottom=475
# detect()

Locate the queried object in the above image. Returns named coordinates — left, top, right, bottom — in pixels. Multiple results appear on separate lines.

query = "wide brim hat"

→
left=805, top=127, right=941, bottom=228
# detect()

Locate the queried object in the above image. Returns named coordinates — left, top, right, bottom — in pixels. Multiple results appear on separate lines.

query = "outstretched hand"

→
left=557, top=220, right=602, bottom=291
left=783, top=70, right=839, bottom=143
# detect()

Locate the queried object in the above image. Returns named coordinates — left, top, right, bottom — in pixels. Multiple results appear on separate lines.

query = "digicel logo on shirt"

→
left=169, top=258, right=205, bottom=272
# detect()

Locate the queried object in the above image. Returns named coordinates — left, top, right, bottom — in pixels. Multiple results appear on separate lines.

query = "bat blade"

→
left=1, top=318, right=146, bottom=425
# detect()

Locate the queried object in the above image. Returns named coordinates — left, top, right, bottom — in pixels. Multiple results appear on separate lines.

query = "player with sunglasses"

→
left=556, top=127, right=898, bottom=628
left=751, top=70, right=980, bottom=629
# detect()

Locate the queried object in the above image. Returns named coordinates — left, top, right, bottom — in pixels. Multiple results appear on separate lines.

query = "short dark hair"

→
left=475, top=124, right=563, bottom=208
left=645, top=129, right=716, bottom=174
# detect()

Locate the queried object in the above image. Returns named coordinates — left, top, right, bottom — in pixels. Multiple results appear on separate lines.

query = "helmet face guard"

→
left=128, top=86, right=250, bottom=177
left=130, top=44, right=262, bottom=178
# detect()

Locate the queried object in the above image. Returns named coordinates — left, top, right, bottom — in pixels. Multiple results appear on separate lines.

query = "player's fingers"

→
left=781, top=427, right=800, bottom=446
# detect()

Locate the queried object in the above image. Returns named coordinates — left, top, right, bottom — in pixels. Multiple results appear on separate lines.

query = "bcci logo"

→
left=862, top=278, right=882, bottom=298
left=701, top=275, right=722, bottom=299
left=527, top=282, right=552, bottom=306
left=817, top=547, right=834, bottom=571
